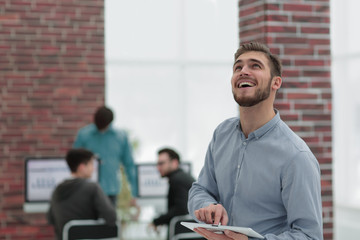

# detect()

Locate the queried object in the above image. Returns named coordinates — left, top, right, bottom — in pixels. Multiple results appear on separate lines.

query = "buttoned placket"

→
left=229, top=130, right=250, bottom=224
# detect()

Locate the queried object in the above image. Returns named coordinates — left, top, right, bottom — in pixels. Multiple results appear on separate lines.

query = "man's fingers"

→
left=213, top=206, right=223, bottom=225
left=195, top=204, right=229, bottom=225
left=195, top=209, right=201, bottom=222
left=194, top=227, right=231, bottom=240
left=220, top=208, right=229, bottom=225
left=195, top=210, right=200, bottom=221
left=195, top=208, right=206, bottom=222
left=224, top=230, right=248, bottom=240
left=205, top=208, right=214, bottom=224
left=213, top=204, right=228, bottom=225
left=195, top=207, right=213, bottom=224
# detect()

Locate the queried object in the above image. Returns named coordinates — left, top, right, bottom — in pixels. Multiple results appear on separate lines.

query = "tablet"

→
left=181, top=222, right=264, bottom=239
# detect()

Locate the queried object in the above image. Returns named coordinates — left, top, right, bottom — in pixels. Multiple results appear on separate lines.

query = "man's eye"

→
left=252, top=64, right=261, bottom=69
left=235, top=66, right=242, bottom=71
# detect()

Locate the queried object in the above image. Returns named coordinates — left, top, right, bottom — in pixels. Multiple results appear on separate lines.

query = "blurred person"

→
left=188, top=42, right=323, bottom=240
left=47, top=148, right=116, bottom=240
left=73, top=106, right=137, bottom=206
left=149, top=147, right=195, bottom=240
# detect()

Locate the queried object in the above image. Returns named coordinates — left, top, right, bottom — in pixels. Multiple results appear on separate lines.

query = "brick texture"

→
left=0, top=0, right=105, bottom=239
left=238, top=0, right=332, bottom=239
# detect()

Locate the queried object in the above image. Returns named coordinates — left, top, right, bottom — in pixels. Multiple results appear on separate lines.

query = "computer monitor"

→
left=24, top=157, right=100, bottom=212
left=136, top=162, right=191, bottom=198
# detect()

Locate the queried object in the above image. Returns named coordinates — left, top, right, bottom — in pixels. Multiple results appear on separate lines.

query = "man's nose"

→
left=239, top=65, right=250, bottom=75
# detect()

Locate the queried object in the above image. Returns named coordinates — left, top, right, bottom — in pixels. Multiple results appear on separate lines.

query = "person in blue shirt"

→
left=188, top=42, right=323, bottom=240
left=73, top=106, right=137, bottom=206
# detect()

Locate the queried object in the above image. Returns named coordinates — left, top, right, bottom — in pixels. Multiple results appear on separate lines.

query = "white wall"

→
left=331, top=0, right=360, bottom=238
left=105, top=0, right=239, bottom=177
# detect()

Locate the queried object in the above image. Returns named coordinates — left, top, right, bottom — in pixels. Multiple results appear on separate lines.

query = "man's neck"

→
left=97, top=124, right=110, bottom=133
left=166, top=168, right=180, bottom=178
left=239, top=102, right=275, bottom=138
left=71, top=172, right=88, bottom=179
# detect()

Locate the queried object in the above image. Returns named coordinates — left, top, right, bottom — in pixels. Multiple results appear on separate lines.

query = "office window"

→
left=332, top=0, right=360, bottom=238
left=105, top=0, right=238, bottom=176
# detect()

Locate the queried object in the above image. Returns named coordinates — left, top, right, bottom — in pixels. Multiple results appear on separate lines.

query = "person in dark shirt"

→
left=149, top=147, right=195, bottom=239
left=47, top=148, right=116, bottom=240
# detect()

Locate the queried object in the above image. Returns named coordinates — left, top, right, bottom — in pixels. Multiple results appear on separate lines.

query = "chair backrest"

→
left=62, top=219, right=120, bottom=240
left=169, top=215, right=205, bottom=240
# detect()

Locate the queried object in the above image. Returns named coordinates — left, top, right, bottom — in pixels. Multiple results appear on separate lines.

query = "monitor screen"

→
left=136, top=162, right=191, bottom=198
left=24, top=157, right=100, bottom=203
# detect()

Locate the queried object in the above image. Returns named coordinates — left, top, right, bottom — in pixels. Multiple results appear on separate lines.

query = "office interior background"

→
left=0, top=0, right=359, bottom=239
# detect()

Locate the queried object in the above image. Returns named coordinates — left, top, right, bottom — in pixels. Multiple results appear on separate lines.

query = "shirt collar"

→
left=167, top=168, right=182, bottom=178
left=90, top=123, right=115, bottom=134
left=236, top=109, right=281, bottom=140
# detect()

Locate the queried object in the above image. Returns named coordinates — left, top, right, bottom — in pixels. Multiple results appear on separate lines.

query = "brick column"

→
left=238, top=1, right=332, bottom=239
left=0, top=1, right=105, bottom=239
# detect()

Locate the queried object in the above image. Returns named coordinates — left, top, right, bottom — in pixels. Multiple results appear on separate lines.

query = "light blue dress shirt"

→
left=73, top=124, right=137, bottom=196
left=188, top=110, right=323, bottom=240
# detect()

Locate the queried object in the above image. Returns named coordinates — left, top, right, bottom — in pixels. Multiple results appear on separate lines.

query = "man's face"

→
left=83, top=158, right=95, bottom=178
left=157, top=153, right=176, bottom=177
left=231, top=51, right=274, bottom=107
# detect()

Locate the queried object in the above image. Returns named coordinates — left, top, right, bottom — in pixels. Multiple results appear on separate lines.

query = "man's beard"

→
left=233, top=78, right=272, bottom=107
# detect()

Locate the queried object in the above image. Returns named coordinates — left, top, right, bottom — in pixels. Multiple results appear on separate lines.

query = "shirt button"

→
left=237, top=165, right=240, bottom=169
left=243, top=142, right=247, bottom=145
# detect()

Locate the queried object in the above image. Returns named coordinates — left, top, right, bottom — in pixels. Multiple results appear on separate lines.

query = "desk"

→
left=121, top=221, right=166, bottom=240
left=23, top=202, right=49, bottom=213
left=120, top=199, right=167, bottom=240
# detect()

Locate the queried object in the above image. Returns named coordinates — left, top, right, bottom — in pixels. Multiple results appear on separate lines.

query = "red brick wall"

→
left=0, top=1, right=105, bottom=239
left=238, top=0, right=332, bottom=239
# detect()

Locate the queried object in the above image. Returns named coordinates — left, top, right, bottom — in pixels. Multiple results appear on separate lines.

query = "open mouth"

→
left=237, top=81, right=255, bottom=88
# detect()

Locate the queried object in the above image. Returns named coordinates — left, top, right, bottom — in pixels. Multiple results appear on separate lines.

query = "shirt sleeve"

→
left=120, top=131, right=138, bottom=197
left=46, top=205, right=55, bottom=225
left=188, top=137, right=220, bottom=221
left=264, top=151, right=323, bottom=240
left=72, top=130, right=83, bottom=148
left=153, top=175, right=191, bottom=226
left=93, top=183, right=117, bottom=225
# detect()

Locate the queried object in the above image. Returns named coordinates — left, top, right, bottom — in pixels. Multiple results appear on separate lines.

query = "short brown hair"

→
left=234, top=42, right=282, bottom=77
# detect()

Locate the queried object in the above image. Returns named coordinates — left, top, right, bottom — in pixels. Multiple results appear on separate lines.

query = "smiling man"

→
left=188, top=42, right=323, bottom=240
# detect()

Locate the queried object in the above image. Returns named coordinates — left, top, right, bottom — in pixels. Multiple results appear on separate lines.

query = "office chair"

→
left=62, top=218, right=120, bottom=240
left=169, top=214, right=205, bottom=240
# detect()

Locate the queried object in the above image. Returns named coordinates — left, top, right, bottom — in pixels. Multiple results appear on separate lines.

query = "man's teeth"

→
left=238, top=82, right=255, bottom=88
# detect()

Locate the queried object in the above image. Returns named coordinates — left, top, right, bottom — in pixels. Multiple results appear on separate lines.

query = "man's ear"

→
left=76, top=163, right=85, bottom=173
left=272, top=76, right=282, bottom=90
left=172, top=160, right=179, bottom=169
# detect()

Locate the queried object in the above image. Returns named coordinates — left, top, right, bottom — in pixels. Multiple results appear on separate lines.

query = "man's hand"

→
left=129, top=197, right=138, bottom=207
left=147, top=223, right=159, bottom=234
left=194, top=228, right=248, bottom=240
left=194, top=203, right=229, bottom=225
left=129, top=198, right=141, bottom=221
